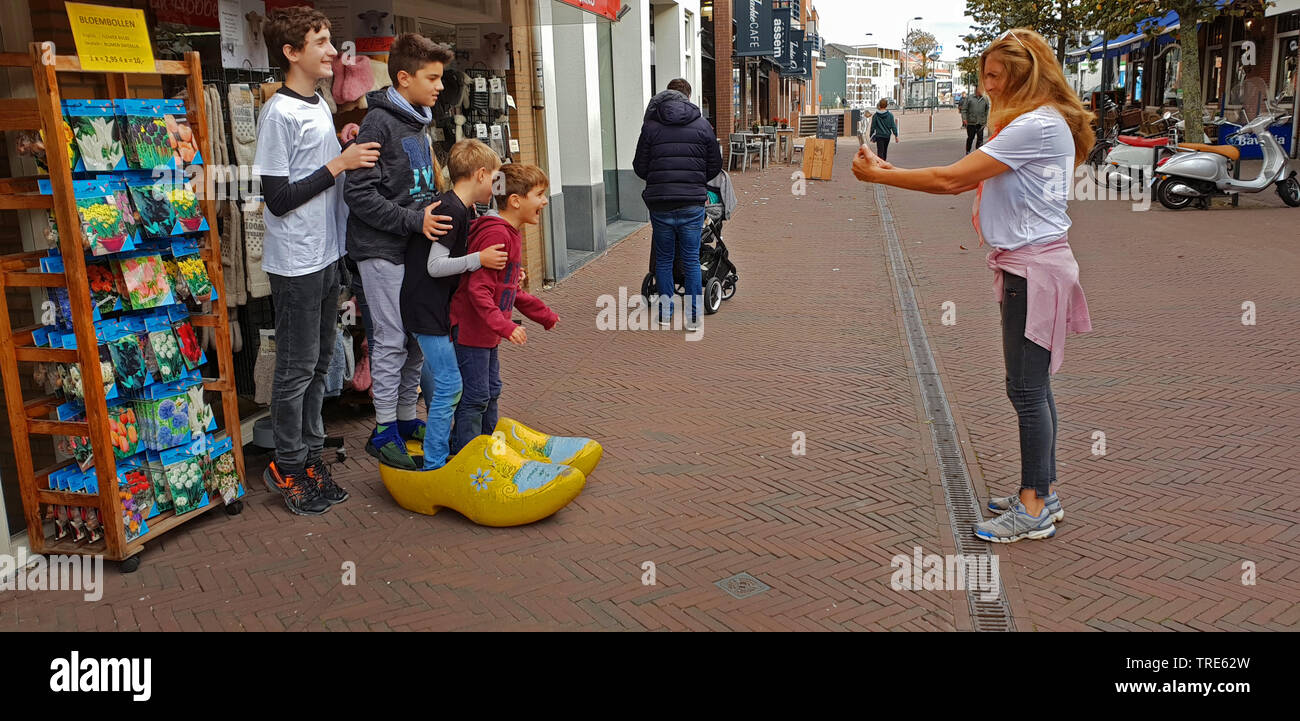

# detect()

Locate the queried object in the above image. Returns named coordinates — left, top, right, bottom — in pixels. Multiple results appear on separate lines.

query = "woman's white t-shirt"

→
left=976, top=105, right=1075, bottom=250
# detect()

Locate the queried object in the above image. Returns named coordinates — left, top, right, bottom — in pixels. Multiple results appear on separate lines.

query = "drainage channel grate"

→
left=874, top=185, right=1016, bottom=632
left=715, top=573, right=771, bottom=600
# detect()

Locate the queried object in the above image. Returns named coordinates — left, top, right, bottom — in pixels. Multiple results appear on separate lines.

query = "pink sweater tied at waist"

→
left=986, top=237, right=1092, bottom=375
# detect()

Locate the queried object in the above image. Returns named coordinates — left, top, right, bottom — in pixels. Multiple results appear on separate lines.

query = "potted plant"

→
left=751, top=121, right=760, bottom=134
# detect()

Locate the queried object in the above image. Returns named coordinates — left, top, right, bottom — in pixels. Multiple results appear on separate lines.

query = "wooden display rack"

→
left=0, top=45, right=245, bottom=572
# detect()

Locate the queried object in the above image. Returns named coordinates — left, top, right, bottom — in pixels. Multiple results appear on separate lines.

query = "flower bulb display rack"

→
left=0, top=46, right=245, bottom=571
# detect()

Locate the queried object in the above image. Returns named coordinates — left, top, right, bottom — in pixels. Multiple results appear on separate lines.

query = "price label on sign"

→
left=65, top=2, right=155, bottom=72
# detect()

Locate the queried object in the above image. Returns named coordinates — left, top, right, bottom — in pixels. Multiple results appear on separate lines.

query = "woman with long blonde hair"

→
left=853, top=28, right=1093, bottom=543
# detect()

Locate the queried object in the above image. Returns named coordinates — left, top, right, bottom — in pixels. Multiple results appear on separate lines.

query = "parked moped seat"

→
left=1118, top=135, right=1170, bottom=147
left=1176, top=142, right=1241, bottom=161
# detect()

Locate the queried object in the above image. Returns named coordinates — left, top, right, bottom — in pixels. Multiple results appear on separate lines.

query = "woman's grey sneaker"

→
left=974, top=502, right=1056, bottom=543
left=989, top=491, right=1063, bottom=523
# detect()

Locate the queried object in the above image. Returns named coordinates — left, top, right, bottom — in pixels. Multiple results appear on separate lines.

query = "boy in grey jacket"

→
left=345, top=33, right=455, bottom=469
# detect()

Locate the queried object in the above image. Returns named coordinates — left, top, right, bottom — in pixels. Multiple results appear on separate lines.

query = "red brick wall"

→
left=714, top=0, right=733, bottom=142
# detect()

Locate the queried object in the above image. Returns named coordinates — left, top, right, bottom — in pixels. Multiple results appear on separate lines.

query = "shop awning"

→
left=1072, top=1, right=1229, bottom=61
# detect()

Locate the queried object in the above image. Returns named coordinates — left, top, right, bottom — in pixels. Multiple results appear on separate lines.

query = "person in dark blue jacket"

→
left=633, top=78, right=723, bottom=329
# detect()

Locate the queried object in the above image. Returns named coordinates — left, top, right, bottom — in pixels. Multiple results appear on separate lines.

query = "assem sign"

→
left=556, top=0, right=621, bottom=21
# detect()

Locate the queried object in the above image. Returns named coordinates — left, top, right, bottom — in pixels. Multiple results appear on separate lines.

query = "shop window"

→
left=1158, top=46, right=1181, bottom=105
left=1205, top=48, right=1224, bottom=105
left=1276, top=35, right=1298, bottom=105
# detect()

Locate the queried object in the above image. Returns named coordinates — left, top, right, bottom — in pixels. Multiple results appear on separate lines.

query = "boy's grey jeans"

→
left=268, top=261, right=340, bottom=475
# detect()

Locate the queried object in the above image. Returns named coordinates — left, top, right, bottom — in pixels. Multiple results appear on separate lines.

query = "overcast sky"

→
left=813, top=0, right=978, bottom=62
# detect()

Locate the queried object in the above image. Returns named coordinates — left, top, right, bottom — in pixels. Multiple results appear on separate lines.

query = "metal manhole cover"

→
left=714, top=573, right=770, bottom=599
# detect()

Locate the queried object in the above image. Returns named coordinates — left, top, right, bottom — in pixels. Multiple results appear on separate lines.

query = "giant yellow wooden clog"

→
left=380, top=434, right=585, bottom=527
left=493, top=417, right=603, bottom=477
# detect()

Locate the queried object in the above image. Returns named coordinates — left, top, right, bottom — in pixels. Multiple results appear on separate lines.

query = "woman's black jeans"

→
left=1000, top=271, right=1057, bottom=498
left=875, top=137, right=891, bottom=161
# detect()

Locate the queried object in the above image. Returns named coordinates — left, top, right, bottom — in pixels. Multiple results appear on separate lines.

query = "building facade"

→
left=1065, top=1, right=1299, bottom=153
left=534, top=0, right=704, bottom=281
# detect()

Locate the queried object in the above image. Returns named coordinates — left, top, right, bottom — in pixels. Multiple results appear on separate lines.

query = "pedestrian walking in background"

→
left=852, top=28, right=1093, bottom=544
left=869, top=98, right=900, bottom=161
left=961, top=87, right=990, bottom=154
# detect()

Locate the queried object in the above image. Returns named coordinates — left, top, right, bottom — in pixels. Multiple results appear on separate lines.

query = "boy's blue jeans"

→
left=450, top=343, right=500, bottom=455
left=650, top=205, right=706, bottom=324
left=413, top=333, right=461, bottom=470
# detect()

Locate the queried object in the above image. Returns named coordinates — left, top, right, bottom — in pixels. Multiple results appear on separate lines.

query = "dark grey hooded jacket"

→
left=633, top=90, right=723, bottom=212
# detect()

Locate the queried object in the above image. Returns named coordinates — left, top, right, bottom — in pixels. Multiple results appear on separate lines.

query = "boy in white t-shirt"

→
left=253, top=7, right=380, bottom=516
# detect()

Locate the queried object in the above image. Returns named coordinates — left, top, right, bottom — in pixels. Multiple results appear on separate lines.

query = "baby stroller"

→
left=640, top=171, right=739, bottom=315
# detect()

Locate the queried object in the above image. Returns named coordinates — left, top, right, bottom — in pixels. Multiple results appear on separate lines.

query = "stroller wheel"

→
left=641, top=273, right=656, bottom=304
left=704, top=277, right=723, bottom=315
left=721, top=279, right=736, bottom=301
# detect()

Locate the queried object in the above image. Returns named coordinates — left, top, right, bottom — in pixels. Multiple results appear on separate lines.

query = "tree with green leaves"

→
left=1094, top=1, right=1256, bottom=142
left=962, top=0, right=1095, bottom=63
left=905, top=29, right=940, bottom=79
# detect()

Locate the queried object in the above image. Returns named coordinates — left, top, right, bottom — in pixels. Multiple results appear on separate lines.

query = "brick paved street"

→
left=1, top=117, right=1296, bottom=631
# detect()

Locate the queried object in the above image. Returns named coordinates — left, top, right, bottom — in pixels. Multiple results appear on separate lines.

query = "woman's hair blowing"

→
left=980, top=28, right=1096, bottom=166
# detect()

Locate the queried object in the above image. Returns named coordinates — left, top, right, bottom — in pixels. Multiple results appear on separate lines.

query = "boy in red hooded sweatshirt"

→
left=449, top=163, right=559, bottom=454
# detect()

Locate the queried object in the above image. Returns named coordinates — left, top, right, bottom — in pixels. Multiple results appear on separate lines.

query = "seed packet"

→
left=139, top=391, right=191, bottom=451
left=34, top=362, right=62, bottom=396
left=146, top=316, right=184, bottom=383
left=121, top=171, right=178, bottom=238
left=15, top=118, right=80, bottom=173
left=111, top=182, right=141, bottom=241
left=161, top=100, right=202, bottom=166
left=169, top=185, right=206, bottom=233
left=172, top=318, right=204, bottom=369
left=186, top=382, right=216, bottom=435
left=116, top=99, right=177, bottom=171
left=65, top=100, right=126, bottom=172
left=86, top=263, right=120, bottom=315
left=176, top=252, right=213, bottom=303
left=107, top=331, right=149, bottom=394
left=115, top=253, right=174, bottom=309
left=108, top=402, right=142, bottom=459
left=81, top=506, right=103, bottom=543
left=118, top=459, right=158, bottom=520
left=56, top=403, right=95, bottom=470
left=209, top=436, right=244, bottom=505
left=164, top=258, right=192, bottom=303
left=66, top=505, right=86, bottom=542
left=116, top=478, right=150, bottom=542
left=71, top=179, right=135, bottom=256
left=142, top=449, right=172, bottom=512
left=60, top=325, right=121, bottom=402
left=161, top=442, right=209, bottom=515
left=135, top=328, right=158, bottom=376
left=45, top=284, right=73, bottom=333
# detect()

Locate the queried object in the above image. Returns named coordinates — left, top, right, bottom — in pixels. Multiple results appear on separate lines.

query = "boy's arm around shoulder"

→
left=343, top=121, right=423, bottom=236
